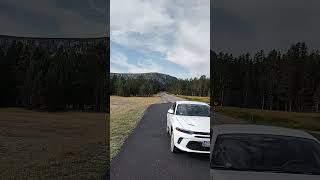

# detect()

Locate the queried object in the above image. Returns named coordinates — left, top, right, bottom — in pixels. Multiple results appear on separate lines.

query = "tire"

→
left=170, top=132, right=179, bottom=153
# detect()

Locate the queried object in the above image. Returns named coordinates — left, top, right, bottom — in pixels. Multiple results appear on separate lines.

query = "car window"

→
left=176, top=104, right=210, bottom=117
left=210, top=134, right=320, bottom=175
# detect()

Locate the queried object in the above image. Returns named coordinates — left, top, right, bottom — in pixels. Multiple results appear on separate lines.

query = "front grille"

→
left=186, top=141, right=210, bottom=151
left=194, top=135, right=209, bottom=138
left=193, top=131, right=210, bottom=135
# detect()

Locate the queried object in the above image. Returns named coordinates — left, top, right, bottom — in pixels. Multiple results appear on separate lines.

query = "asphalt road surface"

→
left=159, top=92, right=184, bottom=103
left=110, top=101, right=209, bottom=180
left=109, top=93, right=248, bottom=180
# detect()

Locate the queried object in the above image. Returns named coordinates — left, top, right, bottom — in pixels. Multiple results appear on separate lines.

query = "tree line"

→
left=167, top=75, right=210, bottom=97
left=110, top=74, right=210, bottom=97
left=211, top=42, right=320, bottom=112
left=0, top=38, right=109, bottom=112
left=110, top=75, right=163, bottom=96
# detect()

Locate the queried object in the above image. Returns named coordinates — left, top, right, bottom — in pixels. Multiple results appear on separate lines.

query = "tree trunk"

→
left=285, top=102, right=287, bottom=112
left=221, top=89, right=224, bottom=106
left=244, top=90, right=248, bottom=108
left=289, top=101, right=292, bottom=112
left=261, top=94, right=265, bottom=110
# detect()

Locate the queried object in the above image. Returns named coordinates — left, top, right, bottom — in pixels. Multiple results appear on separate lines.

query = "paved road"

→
left=109, top=93, right=248, bottom=180
left=159, top=92, right=184, bottom=103
left=110, top=103, right=209, bottom=180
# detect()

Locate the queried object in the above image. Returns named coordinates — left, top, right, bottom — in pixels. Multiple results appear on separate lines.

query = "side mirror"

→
left=168, top=109, right=174, bottom=114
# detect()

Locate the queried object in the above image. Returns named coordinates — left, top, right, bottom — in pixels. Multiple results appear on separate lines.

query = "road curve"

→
left=110, top=103, right=209, bottom=180
left=109, top=93, right=247, bottom=180
left=159, top=92, right=184, bottom=103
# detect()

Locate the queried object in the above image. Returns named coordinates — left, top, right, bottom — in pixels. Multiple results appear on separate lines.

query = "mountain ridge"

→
left=0, top=34, right=108, bottom=40
left=111, top=72, right=178, bottom=85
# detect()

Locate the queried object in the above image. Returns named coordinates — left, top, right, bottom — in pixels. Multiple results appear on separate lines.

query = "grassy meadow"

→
left=215, top=106, right=320, bottom=132
left=0, top=108, right=108, bottom=179
left=110, top=96, right=161, bottom=159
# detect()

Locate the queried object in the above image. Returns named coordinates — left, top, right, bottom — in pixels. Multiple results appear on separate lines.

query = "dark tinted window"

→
left=176, top=104, right=210, bottom=117
left=211, top=134, right=320, bottom=175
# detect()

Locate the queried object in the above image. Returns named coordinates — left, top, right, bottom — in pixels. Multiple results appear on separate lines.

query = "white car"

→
left=167, top=101, right=210, bottom=153
left=210, top=124, right=320, bottom=180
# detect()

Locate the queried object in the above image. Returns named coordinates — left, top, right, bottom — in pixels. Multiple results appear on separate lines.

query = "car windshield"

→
left=210, top=134, right=320, bottom=175
left=176, top=104, right=210, bottom=117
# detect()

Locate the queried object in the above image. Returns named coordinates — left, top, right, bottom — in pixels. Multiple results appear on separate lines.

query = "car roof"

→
left=212, top=124, right=317, bottom=140
left=175, top=100, right=209, bottom=106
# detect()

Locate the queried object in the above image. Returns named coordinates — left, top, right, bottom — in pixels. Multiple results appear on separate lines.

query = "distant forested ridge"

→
left=0, top=35, right=109, bottom=112
left=110, top=72, right=210, bottom=97
left=211, top=42, right=320, bottom=112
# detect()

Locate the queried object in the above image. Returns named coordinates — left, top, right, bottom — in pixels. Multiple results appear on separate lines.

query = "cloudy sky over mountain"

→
left=0, top=0, right=107, bottom=37
left=110, top=0, right=210, bottom=78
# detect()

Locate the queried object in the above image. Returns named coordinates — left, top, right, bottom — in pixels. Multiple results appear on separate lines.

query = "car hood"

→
left=175, top=115, right=210, bottom=133
left=210, top=169, right=320, bottom=180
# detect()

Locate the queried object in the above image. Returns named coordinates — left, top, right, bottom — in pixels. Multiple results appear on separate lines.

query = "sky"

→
left=0, top=0, right=108, bottom=38
left=110, top=0, right=210, bottom=79
left=3, top=0, right=320, bottom=77
left=212, top=0, right=320, bottom=55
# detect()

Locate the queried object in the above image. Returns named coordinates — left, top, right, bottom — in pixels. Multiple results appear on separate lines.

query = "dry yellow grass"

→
left=0, top=108, right=108, bottom=179
left=110, top=96, right=161, bottom=159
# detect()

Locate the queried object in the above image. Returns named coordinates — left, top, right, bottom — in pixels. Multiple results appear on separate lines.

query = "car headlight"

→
left=175, top=127, right=194, bottom=134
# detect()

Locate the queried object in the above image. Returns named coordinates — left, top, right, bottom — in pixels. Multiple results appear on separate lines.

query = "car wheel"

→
left=170, top=132, right=179, bottom=153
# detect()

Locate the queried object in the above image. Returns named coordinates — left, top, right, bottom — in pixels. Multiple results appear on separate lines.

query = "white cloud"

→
left=111, top=0, right=173, bottom=34
left=110, top=66, right=123, bottom=73
left=167, top=18, right=210, bottom=77
left=111, top=0, right=210, bottom=78
left=111, top=49, right=163, bottom=73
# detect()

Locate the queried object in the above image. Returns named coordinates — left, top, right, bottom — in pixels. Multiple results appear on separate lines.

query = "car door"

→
left=167, top=102, right=176, bottom=131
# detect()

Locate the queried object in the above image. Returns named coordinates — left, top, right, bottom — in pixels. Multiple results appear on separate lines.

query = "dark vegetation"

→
left=0, top=35, right=109, bottom=112
left=214, top=106, right=320, bottom=132
left=110, top=73, right=210, bottom=97
left=211, top=42, right=320, bottom=112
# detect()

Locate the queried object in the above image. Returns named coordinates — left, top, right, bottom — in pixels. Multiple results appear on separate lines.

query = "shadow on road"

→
left=181, top=152, right=210, bottom=161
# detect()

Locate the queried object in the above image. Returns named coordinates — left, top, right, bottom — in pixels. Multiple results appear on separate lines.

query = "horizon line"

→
left=110, top=72, right=210, bottom=79
left=0, top=34, right=109, bottom=40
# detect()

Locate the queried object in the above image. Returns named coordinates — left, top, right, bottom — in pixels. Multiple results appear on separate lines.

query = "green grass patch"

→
left=215, top=106, right=320, bottom=132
